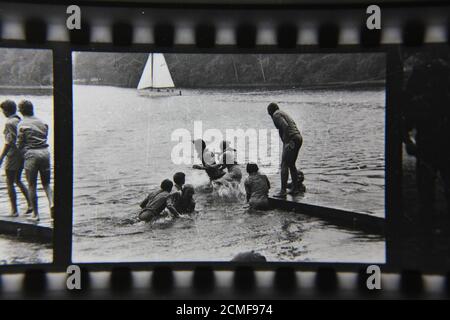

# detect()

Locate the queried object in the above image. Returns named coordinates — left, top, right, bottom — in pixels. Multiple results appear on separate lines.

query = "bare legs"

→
left=5, top=168, right=32, bottom=216
left=274, top=135, right=302, bottom=198
left=25, top=167, right=53, bottom=221
left=41, top=170, right=54, bottom=218
left=280, top=163, right=289, bottom=191
left=280, top=161, right=299, bottom=191
left=26, top=167, right=39, bottom=220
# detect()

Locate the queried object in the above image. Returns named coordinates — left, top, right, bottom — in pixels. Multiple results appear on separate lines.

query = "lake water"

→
left=73, top=85, right=385, bottom=263
left=0, top=94, right=53, bottom=265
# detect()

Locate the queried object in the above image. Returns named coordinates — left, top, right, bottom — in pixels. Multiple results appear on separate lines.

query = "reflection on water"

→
left=0, top=94, right=53, bottom=264
left=73, top=85, right=385, bottom=263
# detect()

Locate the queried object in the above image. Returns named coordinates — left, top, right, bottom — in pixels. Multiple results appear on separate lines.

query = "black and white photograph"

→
left=0, top=48, right=54, bottom=265
left=401, top=46, right=450, bottom=268
left=72, top=52, right=386, bottom=263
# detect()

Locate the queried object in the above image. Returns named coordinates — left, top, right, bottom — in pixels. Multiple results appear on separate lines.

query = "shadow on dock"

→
left=269, top=197, right=385, bottom=235
left=0, top=216, right=53, bottom=243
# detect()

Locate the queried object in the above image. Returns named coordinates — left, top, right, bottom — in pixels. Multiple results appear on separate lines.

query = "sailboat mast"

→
left=151, top=53, right=154, bottom=89
left=231, top=56, right=239, bottom=83
left=258, top=55, right=266, bottom=82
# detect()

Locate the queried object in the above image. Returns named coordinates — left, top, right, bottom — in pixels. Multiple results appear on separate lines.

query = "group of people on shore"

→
left=137, top=102, right=305, bottom=222
left=0, top=100, right=53, bottom=222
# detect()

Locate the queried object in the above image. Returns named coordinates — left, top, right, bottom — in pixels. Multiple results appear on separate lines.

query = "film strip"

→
left=0, top=0, right=449, bottom=299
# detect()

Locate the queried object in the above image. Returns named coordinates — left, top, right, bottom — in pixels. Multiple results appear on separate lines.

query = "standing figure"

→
left=0, top=100, right=32, bottom=217
left=17, top=100, right=53, bottom=221
left=403, top=52, right=450, bottom=220
left=267, top=102, right=303, bottom=198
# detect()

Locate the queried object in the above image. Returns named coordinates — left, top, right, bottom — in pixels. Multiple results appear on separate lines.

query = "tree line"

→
left=1, top=50, right=384, bottom=89
left=0, top=49, right=53, bottom=86
left=73, top=53, right=385, bottom=89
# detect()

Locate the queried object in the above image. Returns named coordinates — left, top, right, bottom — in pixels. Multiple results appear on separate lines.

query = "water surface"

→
left=73, top=85, right=385, bottom=263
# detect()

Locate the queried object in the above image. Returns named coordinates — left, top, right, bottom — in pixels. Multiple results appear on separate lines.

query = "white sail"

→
left=152, top=53, right=175, bottom=88
left=137, top=54, right=153, bottom=90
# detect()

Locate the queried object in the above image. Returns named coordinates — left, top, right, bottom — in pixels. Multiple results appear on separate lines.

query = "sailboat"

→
left=137, top=53, right=181, bottom=96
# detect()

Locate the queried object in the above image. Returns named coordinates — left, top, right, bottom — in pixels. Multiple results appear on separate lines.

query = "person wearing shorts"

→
left=267, top=102, right=303, bottom=198
left=17, top=100, right=53, bottom=221
left=0, top=100, right=32, bottom=217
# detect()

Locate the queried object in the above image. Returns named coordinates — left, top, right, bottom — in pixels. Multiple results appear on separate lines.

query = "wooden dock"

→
left=269, top=197, right=385, bottom=235
left=0, top=215, right=53, bottom=243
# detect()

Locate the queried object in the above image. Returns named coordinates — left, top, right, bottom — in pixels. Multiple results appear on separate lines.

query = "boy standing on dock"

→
left=267, top=102, right=303, bottom=198
left=17, top=100, right=53, bottom=222
left=0, top=100, right=33, bottom=217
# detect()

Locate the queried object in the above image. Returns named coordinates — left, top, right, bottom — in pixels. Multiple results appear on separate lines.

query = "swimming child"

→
left=138, top=179, right=175, bottom=222
left=213, top=149, right=242, bottom=191
left=219, top=150, right=242, bottom=183
left=218, top=140, right=237, bottom=166
left=286, top=169, right=306, bottom=193
left=165, top=172, right=196, bottom=217
left=179, top=184, right=196, bottom=213
left=244, top=163, right=271, bottom=210
left=167, top=184, right=196, bottom=215
left=192, top=139, right=226, bottom=181
left=173, top=171, right=185, bottom=191
left=211, top=150, right=243, bottom=200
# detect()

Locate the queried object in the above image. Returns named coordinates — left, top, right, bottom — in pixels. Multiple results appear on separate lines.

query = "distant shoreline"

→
left=0, top=86, right=53, bottom=96
left=184, top=80, right=386, bottom=91
left=73, top=80, right=385, bottom=91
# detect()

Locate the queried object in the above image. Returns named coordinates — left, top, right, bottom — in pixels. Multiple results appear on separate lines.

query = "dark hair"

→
left=18, top=100, right=34, bottom=116
left=160, top=179, right=173, bottom=192
left=182, top=184, right=195, bottom=196
left=173, top=172, right=186, bottom=185
left=221, top=140, right=229, bottom=151
left=0, top=100, right=17, bottom=115
left=193, top=139, right=206, bottom=150
left=246, top=163, right=259, bottom=174
left=267, top=102, right=279, bottom=116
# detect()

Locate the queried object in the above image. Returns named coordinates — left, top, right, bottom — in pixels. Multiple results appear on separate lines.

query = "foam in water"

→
left=211, top=180, right=246, bottom=202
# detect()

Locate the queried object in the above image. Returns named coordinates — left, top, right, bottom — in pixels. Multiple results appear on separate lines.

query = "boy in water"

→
left=220, top=150, right=242, bottom=183
left=17, top=100, right=53, bottom=221
left=244, top=163, right=271, bottom=210
left=166, top=172, right=196, bottom=216
left=173, top=171, right=185, bottom=191
left=0, top=100, right=32, bottom=217
left=212, top=150, right=242, bottom=198
left=286, top=170, right=306, bottom=193
left=192, top=139, right=226, bottom=181
left=218, top=140, right=237, bottom=166
left=138, top=179, right=174, bottom=221
left=167, top=184, right=196, bottom=215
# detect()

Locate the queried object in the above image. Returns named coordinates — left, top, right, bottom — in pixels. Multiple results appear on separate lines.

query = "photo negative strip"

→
left=72, top=52, right=386, bottom=264
left=400, top=45, right=450, bottom=270
left=0, top=48, right=54, bottom=266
